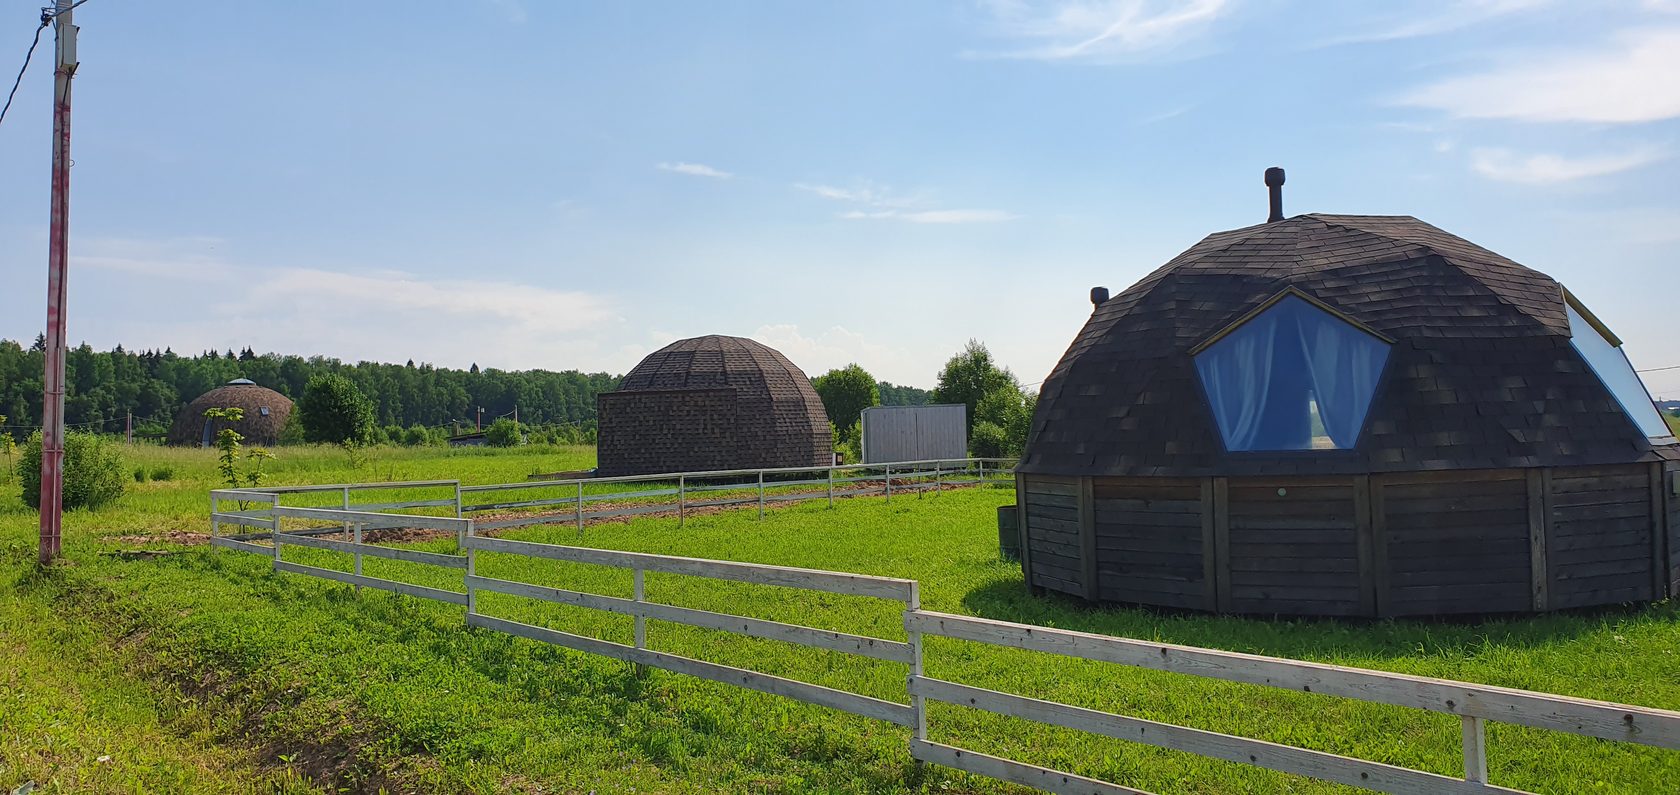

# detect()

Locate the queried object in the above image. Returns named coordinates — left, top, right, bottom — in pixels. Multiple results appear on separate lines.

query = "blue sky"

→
left=1, top=0, right=1677, bottom=395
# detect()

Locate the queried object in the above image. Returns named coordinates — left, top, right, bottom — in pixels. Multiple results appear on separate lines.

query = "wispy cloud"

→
left=1470, top=146, right=1667, bottom=184
left=799, top=181, right=1014, bottom=223
left=1319, top=0, right=1548, bottom=46
left=1398, top=28, right=1680, bottom=123
left=975, top=0, right=1231, bottom=63
left=658, top=161, right=734, bottom=179
left=841, top=209, right=1019, bottom=224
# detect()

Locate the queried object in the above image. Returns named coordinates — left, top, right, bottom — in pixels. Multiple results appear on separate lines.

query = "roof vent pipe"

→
left=1090, top=286, right=1109, bottom=308
left=1265, top=167, right=1285, bottom=223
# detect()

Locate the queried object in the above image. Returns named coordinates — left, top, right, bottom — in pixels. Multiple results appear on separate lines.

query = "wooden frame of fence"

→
left=207, top=482, right=1680, bottom=795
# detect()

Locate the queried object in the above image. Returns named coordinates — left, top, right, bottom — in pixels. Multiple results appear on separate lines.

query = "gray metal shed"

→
left=861, top=404, right=967, bottom=463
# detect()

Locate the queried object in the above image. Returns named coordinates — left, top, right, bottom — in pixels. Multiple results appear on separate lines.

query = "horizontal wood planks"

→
left=1090, top=477, right=1206, bottom=609
left=1023, top=476, right=1084, bottom=596
left=1226, top=479, right=1361, bottom=616
left=1378, top=474, right=1531, bottom=615
left=1547, top=464, right=1654, bottom=609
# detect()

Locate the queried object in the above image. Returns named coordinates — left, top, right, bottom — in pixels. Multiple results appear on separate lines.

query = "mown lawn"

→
left=4, top=443, right=1680, bottom=794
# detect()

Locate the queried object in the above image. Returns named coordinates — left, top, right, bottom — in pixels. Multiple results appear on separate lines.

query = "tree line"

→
left=0, top=337, right=938, bottom=443
left=0, top=337, right=619, bottom=439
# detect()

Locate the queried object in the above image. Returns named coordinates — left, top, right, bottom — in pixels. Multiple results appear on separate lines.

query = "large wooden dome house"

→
left=595, top=335, right=832, bottom=476
left=167, top=378, right=293, bottom=447
left=1016, top=169, right=1679, bottom=617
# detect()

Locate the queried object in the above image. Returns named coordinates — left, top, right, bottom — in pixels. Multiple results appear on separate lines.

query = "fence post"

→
left=679, top=475, right=686, bottom=527
left=576, top=481, right=584, bottom=537
left=978, top=459, right=985, bottom=484
left=352, top=521, right=363, bottom=594
left=210, top=493, right=219, bottom=551
left=906, top=581, right=925, bottom=745
left=454, top=481, right=463, bottom=519
left=632, top=567, right=648, bottom=677
left=758, top=471, right=765, bottom=520
left=465, top=519, right=477, bottom=617
left=1462, top=715, right=1487, bottom=784
left=885, top=465, right=892, bottom=503
left=270, top=505, right=282, bottom=569
left=827, top=467, right=834, bottom=509
left=933, top=462, right=942, bottom=498
left=341, top=486, right=351, bottom=541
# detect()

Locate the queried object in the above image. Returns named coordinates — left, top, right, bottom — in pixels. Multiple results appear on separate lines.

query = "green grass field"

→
left=4, top=444, right=1680, bottom=794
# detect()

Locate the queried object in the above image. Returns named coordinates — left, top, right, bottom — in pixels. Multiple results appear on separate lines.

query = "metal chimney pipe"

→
left=1090, top=286, right=1109, bottom=308
left=1265, top=167, right=1286, bottom=223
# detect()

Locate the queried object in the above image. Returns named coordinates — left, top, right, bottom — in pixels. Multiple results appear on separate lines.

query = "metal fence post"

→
left=576, top=481, right=584, bottom=536
left=678, top=475, right=686, bottom=527
left=341, top=486, right=351, bottom=541
left=757, top=471, right=765, bottom=520
left=632, top=567, right=648, bottom=677
left=827, top=467, right=834, bottom=509
left=885, top=465, right=892, bottom=503
left=270, top=507, right=282, bottom=569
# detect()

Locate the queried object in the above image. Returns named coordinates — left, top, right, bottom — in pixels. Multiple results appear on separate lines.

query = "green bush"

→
left=150, top=467, right=174, bottom=482
left=133, top=466, right=149, bottom=483
left=485, top=417, right=523, bottom=447
left=17, top=430, right=126, bottom=510
left=970, top=421, right=1012, bottom=459
left=297, top=374, right=377, bottom=446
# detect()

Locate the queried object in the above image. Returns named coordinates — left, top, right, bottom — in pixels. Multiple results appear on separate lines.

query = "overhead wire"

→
left=0, top=11, right=49, bottom=130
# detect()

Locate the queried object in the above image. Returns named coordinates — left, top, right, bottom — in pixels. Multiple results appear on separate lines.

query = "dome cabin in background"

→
left=167, top=378, right=293, bottom=447
left=1016, top=169, right=1679, bottom=618
left=595, top=335, right=832, bottom=477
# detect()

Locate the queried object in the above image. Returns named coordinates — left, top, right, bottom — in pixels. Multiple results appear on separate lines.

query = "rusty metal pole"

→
left=38, top=0, right=76, bottom=565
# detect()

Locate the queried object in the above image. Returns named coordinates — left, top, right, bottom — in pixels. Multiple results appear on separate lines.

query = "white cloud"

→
left=657, top=162, right=734, bottom=179
left=1398, top=28, right=1680, bottom=123
left=977, top=0, right=1231, bottom=62
left=842, top=209, right=1019, bottom=224
left=1319, top=0, right=1548, bottom=46
left=1469, top=146, right=1667, bottom=184
left=799, top=181, right=1013, bottom=223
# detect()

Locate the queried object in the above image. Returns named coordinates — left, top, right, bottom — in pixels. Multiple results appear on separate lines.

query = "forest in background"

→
left=0, top=338, right=931, bottom=439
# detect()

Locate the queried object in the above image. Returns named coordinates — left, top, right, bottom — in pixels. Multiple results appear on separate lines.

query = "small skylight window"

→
left=1566, top=300, right=1672, bottom=440
left=259, top=406, right=271, bottom=417
left=1194, top=294, right=1391, bottom=452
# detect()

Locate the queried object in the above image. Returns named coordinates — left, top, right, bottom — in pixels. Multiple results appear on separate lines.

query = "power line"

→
left=0, top=13, right=49, bottom=130
left=1637, top=364, right=1680, bottom=374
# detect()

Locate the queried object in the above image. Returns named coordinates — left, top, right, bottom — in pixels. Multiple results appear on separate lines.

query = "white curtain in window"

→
left=1298, top=307, right=1389, bottom=448
left=1196, top=308, right=1279, bottom=451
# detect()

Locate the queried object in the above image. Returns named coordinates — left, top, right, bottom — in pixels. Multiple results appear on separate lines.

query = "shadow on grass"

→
left=958, top=572, right=1674, bottom=663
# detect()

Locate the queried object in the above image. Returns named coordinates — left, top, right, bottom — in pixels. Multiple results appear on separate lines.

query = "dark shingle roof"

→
left=167, top=381, right=293, bottom=446
left=1020, top=214, right=1674, bottom=477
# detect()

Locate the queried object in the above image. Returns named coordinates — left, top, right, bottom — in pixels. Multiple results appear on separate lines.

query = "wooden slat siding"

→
left=908, top=740, right=1155, bottom=795
left=1017, top=472, right=1033, bottom=593
left=1213, top=478, right=1231, bottom=612
left=273, top=561, right=468, bottom=605
left=1547, top=464, right=1652, bottom=610
left=909, top=677, right=1516, bottom=795
left=463, top=536, right=915, bottom=602
left=208, top=536, right=268, bottom=555
left=1025, top=476, right=1083, bottom=596
left=1527, top=470, right=1549, bottom=611
left=1668, top=464, right=1680, bottom=598
left=1652, top=463, right=1667, bottom=600
left=1353, top=476, right=1377, bottom=616
left=1371, top=477, right=1391, bottom=617
left=466, top=575, right=912, bottom=663
left=1079, top=478, right=1098, bottom=601
left=276, top=533, right=468, bottom=569
left=1381, top=472, right=1530, bottom=615
left=1087, top=477, right=1205, bottom=609
left=1201, top=478, right=1218, bottom=611
left=467, top=613, right=914, bottom=727
left=1225, top=479, right=1361, bottom=616
left=908, top=610, right=1680, bottom=749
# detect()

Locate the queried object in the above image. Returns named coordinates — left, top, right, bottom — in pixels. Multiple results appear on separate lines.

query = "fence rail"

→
left=207, top=467, right=1680, bottom=795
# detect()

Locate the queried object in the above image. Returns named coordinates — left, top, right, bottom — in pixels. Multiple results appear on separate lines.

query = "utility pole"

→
left=125, top=411, right=132, bottom=444
left=476, top=406, right=483, bottom=431
left=39, top=0, right=77, bottom=565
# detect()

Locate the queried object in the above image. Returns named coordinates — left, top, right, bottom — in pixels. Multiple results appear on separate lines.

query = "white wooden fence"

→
left=207, top=491, right=1680, bottom=795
